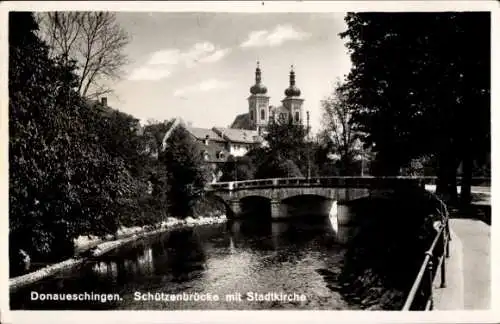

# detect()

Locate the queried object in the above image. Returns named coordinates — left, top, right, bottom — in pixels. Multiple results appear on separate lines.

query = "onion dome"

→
left=250, top=61, right=268, bottom=95
left=284, top=65, right=301, bottom=97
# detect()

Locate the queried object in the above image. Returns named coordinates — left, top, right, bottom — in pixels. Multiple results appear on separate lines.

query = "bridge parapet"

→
left=206, top=176, right=426, bottom=192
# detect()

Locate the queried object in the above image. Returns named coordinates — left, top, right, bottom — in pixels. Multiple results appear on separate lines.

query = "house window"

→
left=250, top=110, right=254, bottom=121
left=261, top=109, right=265, bottom=120
left=295, top=111, right=300, bottom=122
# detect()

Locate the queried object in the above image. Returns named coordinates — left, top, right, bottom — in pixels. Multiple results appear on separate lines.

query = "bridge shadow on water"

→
left=226, top=215, right=339, bottom=252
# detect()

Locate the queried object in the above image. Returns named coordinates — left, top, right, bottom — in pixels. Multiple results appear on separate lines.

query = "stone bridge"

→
left=205, top=177, right=425, bottom=220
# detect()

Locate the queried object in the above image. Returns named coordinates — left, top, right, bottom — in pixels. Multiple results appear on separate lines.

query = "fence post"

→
left=440, top=230, right=447, bottom=288
left=427, top=258, right=434, bottom=310
left=445, top=220, right=451, bottom=258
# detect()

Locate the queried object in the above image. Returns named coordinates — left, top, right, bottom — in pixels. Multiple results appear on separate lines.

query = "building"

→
left=211, top=127, right=262, bottom=157
left=181, top=126, right=261, bottom=183
left=184, top=126, right=262, bottom=161
left=231, top=62, right=305, bottom=135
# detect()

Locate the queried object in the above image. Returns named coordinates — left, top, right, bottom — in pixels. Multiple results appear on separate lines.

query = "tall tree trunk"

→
left=460, top=152, right=473, bottom=206
left=436, top=149, right=458, bottom=205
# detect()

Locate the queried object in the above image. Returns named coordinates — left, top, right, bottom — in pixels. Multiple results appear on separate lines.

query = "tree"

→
left=263, top=117, right=311, bottom=176
left=339, top=12, right=490, bottom=204
left=160, top=126, right=210, bottom=218
left=340, top=13, right=436, bottom=176
left=219, top=155, right=255, bottom=182
left=91, top=102, right=145, bottom=176
left=254, top=155, right=303, bottom=179
left=9, top=12, right=137, bottom=269
left=320, top=80, right=365, bottom=175
left=141, top=119, right=176, bottom=158
left=265, top=117, right=307, bottom=161
left=36, top=12, right=130, bottom=99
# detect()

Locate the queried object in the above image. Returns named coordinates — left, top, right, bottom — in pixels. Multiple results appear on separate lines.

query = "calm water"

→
left=10, top=216, right=354, bottom=310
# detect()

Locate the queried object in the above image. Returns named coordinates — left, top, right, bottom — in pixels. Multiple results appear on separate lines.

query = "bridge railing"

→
left=206, top=176, right=490, bottom=192
left=206, top=176, right=429, bottom=191
left=402, top=201, right=450, bottom=311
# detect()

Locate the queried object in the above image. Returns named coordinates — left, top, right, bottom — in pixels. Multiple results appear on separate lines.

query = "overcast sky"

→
left=109, top=12, right=352, bottom=132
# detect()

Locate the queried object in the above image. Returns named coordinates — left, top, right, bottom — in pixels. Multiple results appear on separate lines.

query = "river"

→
left=10, top=216, right=355, bottom=310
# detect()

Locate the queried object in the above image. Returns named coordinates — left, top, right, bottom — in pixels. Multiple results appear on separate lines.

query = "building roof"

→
left=186, top=127, right=225, bottom=141
left=212, top=127, right=262, bottom=144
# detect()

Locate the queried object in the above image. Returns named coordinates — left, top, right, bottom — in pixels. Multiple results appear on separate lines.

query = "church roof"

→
left=212, top=127, right=262, bottom=144
left=230, top=113, right=253, bottom=130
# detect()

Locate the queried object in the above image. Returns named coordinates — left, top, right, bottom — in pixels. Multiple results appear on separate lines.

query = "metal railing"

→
left=402, top=201, right=450, bottom=311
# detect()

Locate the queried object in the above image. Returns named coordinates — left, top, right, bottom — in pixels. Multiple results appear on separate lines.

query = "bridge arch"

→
left=203, top=192, right=235, bottom=218
left=281, top=194, right=336, bottom=219
left=239, top=196, right=272, bottom=219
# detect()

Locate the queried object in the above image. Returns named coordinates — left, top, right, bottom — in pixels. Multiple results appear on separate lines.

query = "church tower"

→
left=248, top=61, right=270, bottom=133
left=281, top=65, right=304, bottom=125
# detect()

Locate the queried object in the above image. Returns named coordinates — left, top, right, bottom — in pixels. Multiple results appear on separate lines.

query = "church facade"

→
left=231, top=62, right=306, bottom=135
left=166, top=62, right=307, bottom=182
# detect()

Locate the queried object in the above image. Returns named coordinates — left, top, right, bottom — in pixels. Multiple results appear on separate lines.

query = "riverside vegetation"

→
left=9, top=13, right=220, bottom=277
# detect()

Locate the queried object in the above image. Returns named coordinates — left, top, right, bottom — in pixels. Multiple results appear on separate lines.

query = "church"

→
left=230, top=62, right=306, bottom=135
left=173, top=62, right=307, bottom=177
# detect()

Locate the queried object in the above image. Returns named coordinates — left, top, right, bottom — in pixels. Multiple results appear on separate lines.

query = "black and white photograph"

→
left=2, top=1, right=497, bottom=323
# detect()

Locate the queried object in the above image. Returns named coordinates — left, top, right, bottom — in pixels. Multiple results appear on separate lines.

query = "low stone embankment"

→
left=9, top=215, right=227, bottom=292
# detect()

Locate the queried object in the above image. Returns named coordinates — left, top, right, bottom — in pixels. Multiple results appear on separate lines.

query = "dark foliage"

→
left=340, top=12, right=490, bottom=204
left=338, top=189, right=445, bottom=309
left=9, top=12, right=137, bottom=266
left=219, top=155, right=255, bottom=181
left=160, top=126, right=210, bottom=218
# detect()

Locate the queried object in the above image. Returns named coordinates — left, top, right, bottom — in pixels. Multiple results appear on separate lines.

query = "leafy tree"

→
left=36, top=12, right=130, bottom=99
left=340, top=12, right=490, bottom=204
left=91, top=103, right=146, bottom=177
left=141, top=119, right=175, bottom=158
left=265, top=117, right=308, bottom=161
left=261, top=117, right=313, bottom=177
left=9, top=12, right=136, bottom=268
left=246, top=146, right=270, bottom=168
left=254, top=155, right=303, bottom=179
left=340, top=13, right=435, bottom=176
left=320, top=79, right=366, bottom=175
left=219, top=155, right=255, bottom=181
left=160, top=126, right=210, bottom=218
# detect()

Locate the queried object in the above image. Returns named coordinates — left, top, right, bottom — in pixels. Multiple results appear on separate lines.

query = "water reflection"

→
left=11, top=216, right=351, bottom=310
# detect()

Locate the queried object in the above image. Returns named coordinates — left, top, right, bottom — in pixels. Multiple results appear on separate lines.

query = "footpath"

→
left=433, top=212, right=491, bottom=310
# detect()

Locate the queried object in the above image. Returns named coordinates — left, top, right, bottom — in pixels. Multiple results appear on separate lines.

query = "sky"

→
left=109, top=12, right=352, bottom=133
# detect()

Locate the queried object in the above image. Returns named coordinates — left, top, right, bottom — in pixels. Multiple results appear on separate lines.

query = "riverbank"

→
left=9, top=215, right=227, bottom=292
left=331, top=190, right=443, bottom=310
